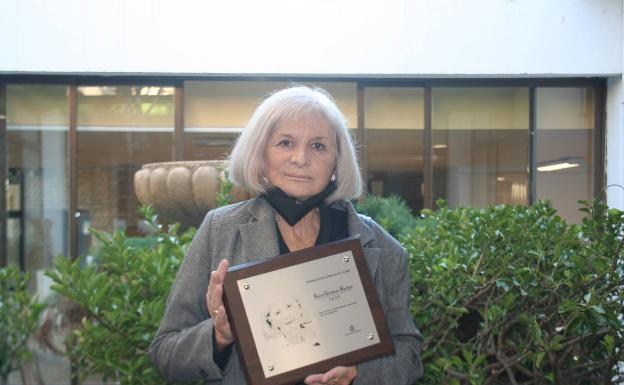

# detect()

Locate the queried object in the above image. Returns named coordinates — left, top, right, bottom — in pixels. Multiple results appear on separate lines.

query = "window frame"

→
left=0, top=75, right=606, bottom=265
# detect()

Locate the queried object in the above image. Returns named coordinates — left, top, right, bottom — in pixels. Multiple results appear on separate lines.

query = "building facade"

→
left=0, top=0, right=623, bottom=383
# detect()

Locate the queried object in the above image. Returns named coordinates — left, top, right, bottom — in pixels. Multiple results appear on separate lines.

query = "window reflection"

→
left=7, top=85, right=69, bottom=272
left=6, top=84, right=71, bottom=382
left=77, top=86, right=175, bottom=242
left=432, top=87, right=529, bottom=208
left=536, top=87, right=594, bottom=223
left=183, top=81, right=357, bottom=161
left=364, top=87, right=424, bottom=213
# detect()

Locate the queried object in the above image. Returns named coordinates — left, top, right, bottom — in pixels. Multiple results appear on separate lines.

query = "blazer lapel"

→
left=362, top=247, right=381, bottom=280
left=238, top=198, right=279, bottom=263
left=340, top=200, right=381, bottom=280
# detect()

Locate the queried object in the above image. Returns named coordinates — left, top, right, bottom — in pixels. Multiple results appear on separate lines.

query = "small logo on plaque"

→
left=344, top=324, right=361, bottom=336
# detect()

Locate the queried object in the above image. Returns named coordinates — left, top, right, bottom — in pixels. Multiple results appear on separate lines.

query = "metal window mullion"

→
left=0, top=84, right=6, bottom=267
left=68, top=85, right=78, bottom=261
left=174, top=86, right=184, bottom=161
left=528, top=87, right=536, bottom=205
left=424, top=86, right=433, bottom=209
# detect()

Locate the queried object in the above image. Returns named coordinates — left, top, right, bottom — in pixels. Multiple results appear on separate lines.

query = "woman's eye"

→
left=278, top=139, right=293, bottom=147
left=312, top=143, right=326, bottom=151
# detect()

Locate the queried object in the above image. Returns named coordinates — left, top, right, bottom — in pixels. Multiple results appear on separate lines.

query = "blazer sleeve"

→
left=149, top=210, right=229, bottom=381
left=354, top=247, right=424, bottom=385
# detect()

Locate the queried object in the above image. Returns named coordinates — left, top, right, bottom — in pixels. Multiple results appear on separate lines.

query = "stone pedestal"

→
left=134, top=160, right=251, bottom=228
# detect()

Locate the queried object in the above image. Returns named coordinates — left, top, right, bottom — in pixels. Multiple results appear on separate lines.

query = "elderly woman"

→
left=149, top=86, right=423, bottom=385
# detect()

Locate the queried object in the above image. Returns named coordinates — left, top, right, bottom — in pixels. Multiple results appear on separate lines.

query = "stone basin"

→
left=134, top=160, right=252, bottom=228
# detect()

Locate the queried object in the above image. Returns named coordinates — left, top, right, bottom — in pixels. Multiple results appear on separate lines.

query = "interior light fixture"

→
left=433, top=144, right=447, bottom=149
left=78, top=87, right=104, bottom=96
left=138, top=87, right=175, bottom=96
left=78, top=86, right=118, bottom=96
left=537, top=157, right=582, bottom=172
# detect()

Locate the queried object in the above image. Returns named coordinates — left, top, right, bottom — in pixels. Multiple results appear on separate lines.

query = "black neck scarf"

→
left=262, top=181, right=337, bottom=226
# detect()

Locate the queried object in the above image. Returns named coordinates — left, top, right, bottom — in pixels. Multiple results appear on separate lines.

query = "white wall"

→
left=0, top=0, right=621, bottom=76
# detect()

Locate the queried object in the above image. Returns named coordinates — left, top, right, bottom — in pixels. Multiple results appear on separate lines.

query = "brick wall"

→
left=78, top=165, right=141, bottom=235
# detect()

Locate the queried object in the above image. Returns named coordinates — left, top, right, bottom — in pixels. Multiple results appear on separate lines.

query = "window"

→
left=536, top=87, right=594, bottom=223
left=183, top=81, right=357, bottom=161
left=364, top=87, right=425, bottom=212
left=432, top=87, right=530, bottom=208
left=77, top=86, right=175, bottom=242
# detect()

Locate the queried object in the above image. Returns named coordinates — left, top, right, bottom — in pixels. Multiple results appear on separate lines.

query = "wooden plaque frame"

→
left=222, top=237, right=394, bottom=385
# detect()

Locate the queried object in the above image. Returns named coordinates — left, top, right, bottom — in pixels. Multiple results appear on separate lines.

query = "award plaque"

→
left=222, top=237, right=395, bottom=385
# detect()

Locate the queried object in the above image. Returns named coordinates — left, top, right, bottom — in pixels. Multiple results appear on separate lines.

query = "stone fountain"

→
left=134, top=160, right=252, bottom=228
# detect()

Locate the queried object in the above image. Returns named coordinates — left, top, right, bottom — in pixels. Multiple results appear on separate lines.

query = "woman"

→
left=149, top=86, right=423, bottom=385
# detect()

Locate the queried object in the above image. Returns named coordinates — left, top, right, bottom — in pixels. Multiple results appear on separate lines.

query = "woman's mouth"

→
left=284, top=173, right=311, bottom=181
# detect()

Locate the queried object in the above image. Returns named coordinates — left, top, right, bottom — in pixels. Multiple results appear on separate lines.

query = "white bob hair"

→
left=229, top=85, right=363, bottom=203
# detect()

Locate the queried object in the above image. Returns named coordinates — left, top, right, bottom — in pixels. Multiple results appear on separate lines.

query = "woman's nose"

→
left=290, top=146, right=309, bottom=166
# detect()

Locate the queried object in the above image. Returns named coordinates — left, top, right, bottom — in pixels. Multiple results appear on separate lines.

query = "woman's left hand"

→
left=304, top=366, right=357, bottom=385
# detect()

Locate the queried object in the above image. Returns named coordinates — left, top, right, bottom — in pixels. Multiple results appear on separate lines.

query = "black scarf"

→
left=262, top=181, right=337, bottom=226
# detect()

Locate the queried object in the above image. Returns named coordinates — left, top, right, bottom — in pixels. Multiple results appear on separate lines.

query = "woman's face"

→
left=264, top=115, right=337, bottom=201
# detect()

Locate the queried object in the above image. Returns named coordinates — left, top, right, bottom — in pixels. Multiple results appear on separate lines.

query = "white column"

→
left=606, top=78, right=624, bottom=210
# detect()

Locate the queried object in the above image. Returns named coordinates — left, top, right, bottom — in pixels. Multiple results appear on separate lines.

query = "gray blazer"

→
left=149, top=197, right=423, bottom=385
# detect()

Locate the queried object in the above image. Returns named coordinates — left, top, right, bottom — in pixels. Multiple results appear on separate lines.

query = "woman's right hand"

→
left=206, top=259, right=233, bottom=351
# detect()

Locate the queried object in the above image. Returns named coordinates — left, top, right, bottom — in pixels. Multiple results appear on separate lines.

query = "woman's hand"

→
left=206, top=259, right=233, bottom=351
left=304, top=366, right=357, bottom=385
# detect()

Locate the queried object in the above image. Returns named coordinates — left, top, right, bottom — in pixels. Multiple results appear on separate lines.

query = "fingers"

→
left=216, top=258, right=229, bottom=279
left=320, top=367, right=341, bottom=384
left=214, top=304, right=231, bottom=334
left=206, top=259, right=229, bottom=318
left=213, top=304, right=233, bottom=350
left=303, top=374, right=324, bottom=385
left=207, top=259, right=234, bottom=351
left=209, top=278, right=223, bottom=314
left=305, top=366, right=357, bottom=385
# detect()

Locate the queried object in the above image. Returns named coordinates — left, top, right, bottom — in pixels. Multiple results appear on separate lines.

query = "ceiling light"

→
left=537, top=162, right=580, bottom=172
left=79, top=87, right=104, bottom=96
left=78, top=86, right=118, bottom=96
left=537, top=157, right=582, bottom=172
left=138, top=87, right=175, bottom=96
left=433, top=144, right=447, bottom=149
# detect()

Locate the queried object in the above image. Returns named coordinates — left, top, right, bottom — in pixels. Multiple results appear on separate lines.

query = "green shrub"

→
left=405, top=199, right=624, bottom=384
left=216, top=165, right=234, bottom=207
left=355, top=194, right=420, bottom=238
left=0, top=267, right=44, bottom=385
left=43, top=189, right=624, bottom=384
left=45, top=206, right=197, bottom=385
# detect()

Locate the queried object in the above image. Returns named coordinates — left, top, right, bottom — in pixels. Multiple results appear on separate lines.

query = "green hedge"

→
left=354, top=194, right=420, bottom=238
left=0, top=268, right=44, bottom=385
left=404, top=200, right=624, bottom=384
left=43, top=196, right=624, bottom=384
left=46, top=207, right=198, bottom=385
